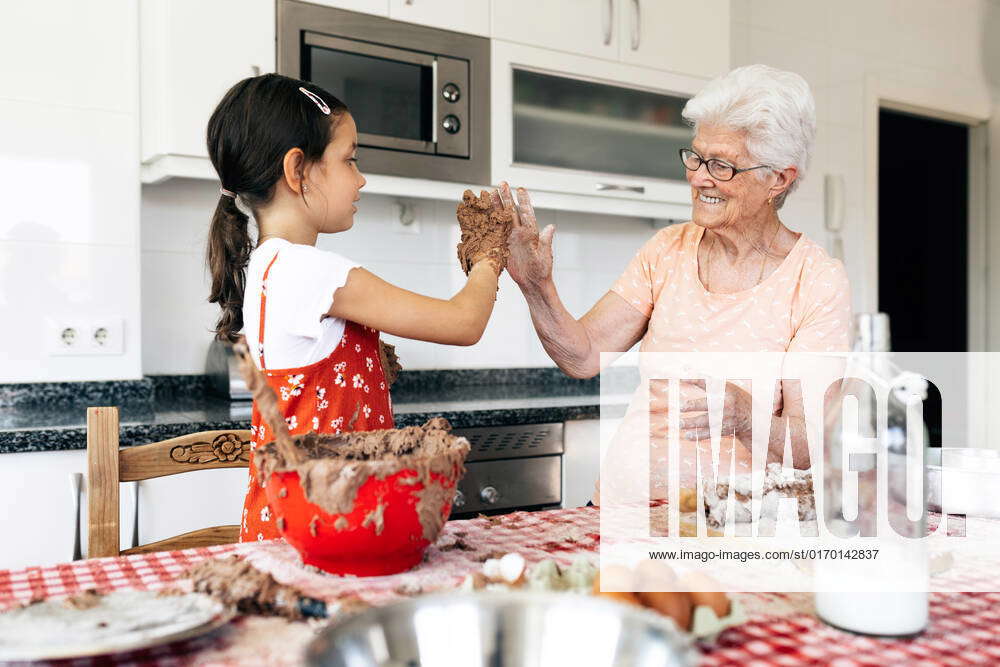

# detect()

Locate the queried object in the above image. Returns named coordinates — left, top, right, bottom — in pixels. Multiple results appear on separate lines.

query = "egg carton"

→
left=459, top=554, right=745, bottom=640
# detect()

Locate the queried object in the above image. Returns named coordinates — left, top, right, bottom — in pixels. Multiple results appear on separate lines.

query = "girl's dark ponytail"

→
left=205, top=74, right=347, bottom=342
left=207, top=194, right=253, bottom=343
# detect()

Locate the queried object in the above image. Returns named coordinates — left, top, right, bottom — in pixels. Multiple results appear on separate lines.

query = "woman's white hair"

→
left=682, top=64, right=816, bottom=209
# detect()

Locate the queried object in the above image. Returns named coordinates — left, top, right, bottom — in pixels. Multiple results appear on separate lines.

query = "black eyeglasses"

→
left=678, top=148, right=772, bottom=181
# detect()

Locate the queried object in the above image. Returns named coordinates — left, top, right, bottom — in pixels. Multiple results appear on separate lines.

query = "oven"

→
left=449, top=423, right=564, bottom=517
left=278, top=0, right=490, bottom=184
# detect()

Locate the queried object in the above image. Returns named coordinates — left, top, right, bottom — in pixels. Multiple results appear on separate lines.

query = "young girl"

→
left=205, top=74, right=506, bottom=542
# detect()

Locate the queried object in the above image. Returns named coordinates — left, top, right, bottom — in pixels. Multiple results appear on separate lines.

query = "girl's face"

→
left=306, top=113, right=366, bottom=233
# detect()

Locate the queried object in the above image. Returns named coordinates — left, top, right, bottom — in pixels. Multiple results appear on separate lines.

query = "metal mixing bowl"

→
left=305, top=591, right=696, bottom=667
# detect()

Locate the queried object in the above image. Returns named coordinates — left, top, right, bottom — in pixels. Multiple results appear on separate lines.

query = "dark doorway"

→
left=878, top=109, right=968, bottom=353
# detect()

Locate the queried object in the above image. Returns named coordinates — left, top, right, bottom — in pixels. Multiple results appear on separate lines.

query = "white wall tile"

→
left=0, top=1, right=138, bottom=114
left=981, top=0, right=1000, bottom=89
left=319, top=195, right=455, bottom=266
left=142, top=180, right=220, bottom=254
left=729, top=22, right=752, bottom=67
left=558, top=210, right=654, bottom=275
left=828, top=0, right=897, bottom=58
left=0, top=241, right=141, bottom=382
left=840, top=203, right=872, bottom=313
left=823, top=50, right=867, bottom=130
left=0, top=100, right=140, bottom=248
left=822, top=125, right=866, bottom=215
left=141, top=250, right=218, bottom=375
left=779, top=195, right=825, bottom=244
left=744, top=0, right=831, bottom=44
left=745, top=27, right=830, bottom=92
left=729, top=0, right=751, bottom=26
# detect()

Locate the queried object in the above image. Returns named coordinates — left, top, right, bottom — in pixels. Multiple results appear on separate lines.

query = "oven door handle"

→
left=596, top=183, right=646, bottom=194
left=431, top=59, right=439, bottom=145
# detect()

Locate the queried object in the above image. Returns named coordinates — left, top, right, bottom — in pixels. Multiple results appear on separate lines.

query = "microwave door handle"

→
left=431, top=59, right=438, bottom=145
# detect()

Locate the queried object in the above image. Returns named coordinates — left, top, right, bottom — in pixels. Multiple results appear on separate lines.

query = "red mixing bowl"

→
left=265, top=464, right=461, bottom=576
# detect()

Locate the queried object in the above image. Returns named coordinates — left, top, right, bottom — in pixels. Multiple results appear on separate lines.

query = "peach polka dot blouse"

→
left=611, top=222, right=853, bottom=353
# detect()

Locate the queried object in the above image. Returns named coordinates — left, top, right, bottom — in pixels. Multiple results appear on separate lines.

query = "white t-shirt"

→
left=240, top=238, right=360, bottom=370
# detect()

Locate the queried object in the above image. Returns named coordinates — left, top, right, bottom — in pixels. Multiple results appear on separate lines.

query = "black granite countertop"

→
left=0, top=368, right=637, bottom=454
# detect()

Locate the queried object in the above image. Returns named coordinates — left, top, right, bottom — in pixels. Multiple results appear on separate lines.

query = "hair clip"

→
left=299, top=87, right=331, bottom=115
left=220, top=188, right=236, bottom=198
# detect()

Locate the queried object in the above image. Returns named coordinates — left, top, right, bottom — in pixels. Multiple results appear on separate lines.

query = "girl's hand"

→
left=456, top=189, right=514, bottom=276
left=679, top=380, right=754, bottom=443
left=494, top=182, right=555, bottom=290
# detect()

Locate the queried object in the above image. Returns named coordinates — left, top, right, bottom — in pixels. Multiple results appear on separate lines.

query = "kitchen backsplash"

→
left=141, top=181, right=666, bottom=373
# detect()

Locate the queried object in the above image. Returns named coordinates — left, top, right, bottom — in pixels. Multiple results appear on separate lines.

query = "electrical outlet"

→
left=47, top=320, right=83, bottom=356
left=47, top=318, right=125, bottom=356
left=391, top=200, right=421, bottom=235
left=88, top=318, right=124, bottom=355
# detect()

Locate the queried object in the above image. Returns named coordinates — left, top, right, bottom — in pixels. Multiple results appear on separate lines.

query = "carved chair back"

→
left=86, top=406, right=252, bottom=558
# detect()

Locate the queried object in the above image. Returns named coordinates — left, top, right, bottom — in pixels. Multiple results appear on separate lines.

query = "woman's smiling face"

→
left=687, top=125, right=774, bottom=230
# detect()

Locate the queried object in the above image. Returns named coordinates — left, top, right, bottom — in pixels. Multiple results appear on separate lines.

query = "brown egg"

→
left=681, top=572, right=731, bottom=618
left=633, top=560, right=677, bottom=592
left=592, top=569, right=642, bottom=607
left=595, top=589, right=644, bottom=607
left=688, top=590, right=730, bottom=618
left=594, top=564, right=635, bottom=591
left=637, top=590, right=693, bottom=631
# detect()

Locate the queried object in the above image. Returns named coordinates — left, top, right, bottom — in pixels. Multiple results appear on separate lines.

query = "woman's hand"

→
left=493, top=182, right=555, bottom=290
left=679, top=380, right=754, bottom=443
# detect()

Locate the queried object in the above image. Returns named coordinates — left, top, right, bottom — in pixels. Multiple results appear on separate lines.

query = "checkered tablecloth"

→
left=2, top=506, right=999, bottom=666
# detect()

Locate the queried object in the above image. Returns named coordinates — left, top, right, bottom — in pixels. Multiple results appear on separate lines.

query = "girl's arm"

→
left=326, top=259, right=499, bottom=346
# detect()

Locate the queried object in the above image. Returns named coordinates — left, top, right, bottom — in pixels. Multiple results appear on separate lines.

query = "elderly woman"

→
left=494, top=65, right=852, bottom=503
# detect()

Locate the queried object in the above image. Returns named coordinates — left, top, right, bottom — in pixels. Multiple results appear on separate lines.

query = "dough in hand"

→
left=455, top=189, right=513, bottom=275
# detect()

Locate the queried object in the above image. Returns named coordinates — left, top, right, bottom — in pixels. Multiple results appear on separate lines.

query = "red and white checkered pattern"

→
left=2, top=507, right=999, bottom=666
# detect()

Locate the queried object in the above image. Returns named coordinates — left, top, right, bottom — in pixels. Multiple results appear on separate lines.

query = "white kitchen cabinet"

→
left=0, top=449, right=245, bottom=569
left=140, top=0, right=276, bottom=182
left=309, top=0, right=389, bottom=16
left=494, top=0, right=729, bottom=79
left=492, top=0, right=619, bottom=60
left=0, top=451, right=130, bottom=570
left=389, top=0, right=490, bottom=36
left=492, top=40, right=698, bottom=217
left=617, top=0, right=729, bottom=78
left=136, top=468, right=248, bottom=546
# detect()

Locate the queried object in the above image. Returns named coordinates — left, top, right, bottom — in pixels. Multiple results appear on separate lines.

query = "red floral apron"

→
left=240, top=252, right=395, bottom=542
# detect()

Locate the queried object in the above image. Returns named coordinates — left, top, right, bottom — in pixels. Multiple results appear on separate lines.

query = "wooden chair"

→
left=86, top=406, right=252, bottom=558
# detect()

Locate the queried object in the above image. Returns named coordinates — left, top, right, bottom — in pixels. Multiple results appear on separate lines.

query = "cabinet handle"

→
left=630, top=0, right=641, bottom=50
left=597, top=183, right=645, bottom=194
left=602, top=0, right=614, bottom=46
left=251, top=65, right=261, bottom=76
left=70, top=473, right=83, bottom=561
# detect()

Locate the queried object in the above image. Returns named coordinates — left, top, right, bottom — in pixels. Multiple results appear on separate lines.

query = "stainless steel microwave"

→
left=278, top=1, right=490, bottom=184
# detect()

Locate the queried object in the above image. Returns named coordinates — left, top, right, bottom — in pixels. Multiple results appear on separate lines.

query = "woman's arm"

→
left=326, top=259, right=499, bottom=346
left=525, top=286, right=648, bottom=379
left=502, top=183, right=648, bottom=378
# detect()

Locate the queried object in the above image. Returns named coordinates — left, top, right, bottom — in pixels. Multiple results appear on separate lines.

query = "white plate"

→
left=0, top=589, right=234, bottom=661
